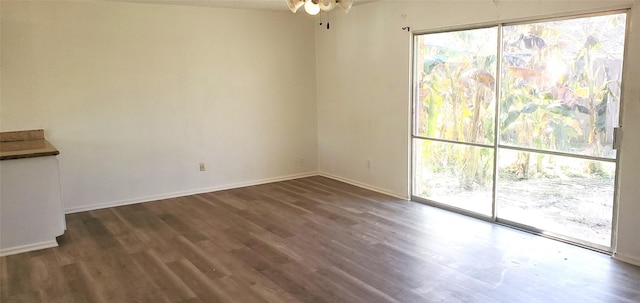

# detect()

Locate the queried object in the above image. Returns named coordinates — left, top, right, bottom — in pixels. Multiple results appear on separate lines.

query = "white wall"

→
left=3, top=0, right=640, bottom=265
left=0, top=1, right=318, bottom=212
left=316, top=0, right=640, bottom=262
left=316, top=2, right=411, bottom=198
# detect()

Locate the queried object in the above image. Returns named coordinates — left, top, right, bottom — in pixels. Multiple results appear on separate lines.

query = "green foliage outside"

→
left=415, top=14, right=626, bottom=199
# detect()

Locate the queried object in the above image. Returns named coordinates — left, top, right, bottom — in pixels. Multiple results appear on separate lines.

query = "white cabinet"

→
left=0, top=155, right=66, bottom=256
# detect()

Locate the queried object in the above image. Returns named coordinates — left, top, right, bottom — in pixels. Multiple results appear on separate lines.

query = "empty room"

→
left=2, top=0, right=640, bottom=302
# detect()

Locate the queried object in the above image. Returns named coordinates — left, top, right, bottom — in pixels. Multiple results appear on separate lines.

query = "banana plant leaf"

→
left=423, top=54, right=447, bottom=74
left=460, top=68, right=495, bottom=89
left=523, top=34, right=546, bottom=50
left=547, top=103, right=573, bottom=116
left=596, top=100, right=607, bottom=131
left=521, top=102, right=539, bottom=114
left=575, top=104, right=591, bottom=115
left=504, top=54, right=527, bottom=67
left=502, top=110, right=521, bottom=130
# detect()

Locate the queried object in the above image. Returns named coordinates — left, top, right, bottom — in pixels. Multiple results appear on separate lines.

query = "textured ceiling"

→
left=106, top=0, right=371, bottom=11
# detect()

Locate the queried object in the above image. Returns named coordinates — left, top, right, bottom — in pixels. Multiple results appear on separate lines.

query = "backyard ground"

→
left=498, top=175, right=613, bottom=246
left=416, top=173, right=614, bottom=247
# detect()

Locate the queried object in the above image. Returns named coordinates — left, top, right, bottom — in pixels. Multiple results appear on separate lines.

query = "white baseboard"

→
left=612, top=253, right=640, bottom=267
left=318, top=172, right=409, bottom=200
left=65, top=171, right=319, bottom=214
left=0, top=240, right=58, bottom=257
left=64, top=171, right=409, bottom=214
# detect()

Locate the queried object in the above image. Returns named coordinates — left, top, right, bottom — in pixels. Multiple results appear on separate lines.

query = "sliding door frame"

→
left=410, top=9, right=630, bottom=253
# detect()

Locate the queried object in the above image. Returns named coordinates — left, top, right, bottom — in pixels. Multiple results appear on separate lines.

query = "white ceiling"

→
left=106, top=0, right=372, bottom=11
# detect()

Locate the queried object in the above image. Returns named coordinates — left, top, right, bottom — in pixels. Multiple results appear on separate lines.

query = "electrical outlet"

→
left=367, top=160, right=371, bottom=169
left=199, top=162, right=206, bottom=171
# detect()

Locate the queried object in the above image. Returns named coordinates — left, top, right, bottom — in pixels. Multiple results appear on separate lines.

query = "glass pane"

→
left=413, top=138, right=494, bottom=216
left=496, top=149, right=614, bottom=246
left=414, top=28, right=497, bottom=145
left=500, top=13, right=627, bottom=159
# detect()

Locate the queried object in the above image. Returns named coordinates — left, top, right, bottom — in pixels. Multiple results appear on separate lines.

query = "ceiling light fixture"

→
left=304, top=0, right=321, bottom=15
left=287, top=0, right=353, bottom=15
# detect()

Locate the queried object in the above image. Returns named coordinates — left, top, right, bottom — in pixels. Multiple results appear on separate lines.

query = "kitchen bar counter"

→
left=0, top=129, right=59, bottom=160
left=0, top=129, right=66, bottom=256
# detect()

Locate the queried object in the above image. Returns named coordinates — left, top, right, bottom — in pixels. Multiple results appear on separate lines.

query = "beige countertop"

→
left=0, top=130, right=60, bottom=160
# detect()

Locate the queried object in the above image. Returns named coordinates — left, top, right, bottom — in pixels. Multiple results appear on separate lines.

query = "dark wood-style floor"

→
left=2, top=176, right=640, bottom=302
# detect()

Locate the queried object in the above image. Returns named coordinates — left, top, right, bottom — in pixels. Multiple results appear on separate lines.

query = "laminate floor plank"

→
left=78, top=254, right=131, bottom=303
left=286, top=180, right=334, bottom=197
left=285, top=225, right=432, bottom=303
left=5, top=253, right=32, bottom=297
left=166, top=259, right=227, bottom=303
left=275, top=263, right=357, bottom=303
left=173, top=196, right=234, bottom=230
left=159, top=214, right=209, bottom=243
left=0, top=256, right=9, bottom=302
left=243, top=189, right=314, bottom=219
left=26, top=252, right=73, bottom=303
left=87, top=209, right=129, bottom=237
left=260, top=186, right=306, bottom=204
left=62, top=262, right=106, bottom=303
left=5, top=291, right=42, bottom=303
left=205, top=191, right=252, bottom=211
left=197, top=192, right=275, bottom=235
left=258, top=267, right=329, bottom=303
left=195, top=240, right=302, bottom=303
left=2, top=176, right=640, bottom=302
left=129, top=250, right=197, bottom=302
left=132, top=226, right=184, bottom=264
left=168, top=235, right=230, bottom=280
left=318, top=266, right=400, bottom=303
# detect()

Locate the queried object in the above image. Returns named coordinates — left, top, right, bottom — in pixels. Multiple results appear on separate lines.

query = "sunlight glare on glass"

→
left=546, top=55, right=567, bottom=83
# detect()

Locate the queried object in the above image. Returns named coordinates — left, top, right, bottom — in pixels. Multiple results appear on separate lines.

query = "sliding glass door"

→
left=413, top=27, right=498, bottom=216
left=496, top=14, right=626, bottom=248
left=412, top=12, right=627, bottom=250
